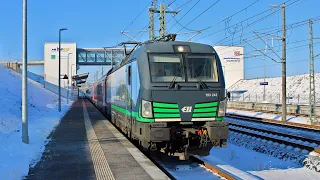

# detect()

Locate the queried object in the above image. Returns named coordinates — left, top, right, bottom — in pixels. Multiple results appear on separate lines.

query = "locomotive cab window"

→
left=186, top=55, right=218, bottom=82
left=149, top=54, right=184, bottom=82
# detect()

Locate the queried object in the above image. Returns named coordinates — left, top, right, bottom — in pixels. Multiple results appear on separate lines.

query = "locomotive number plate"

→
left=205, top=93, right=218, bottom=97
left=151, top=123, right=167, bottom=128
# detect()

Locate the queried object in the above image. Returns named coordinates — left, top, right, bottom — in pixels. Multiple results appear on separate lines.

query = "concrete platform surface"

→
left=25, top=98, right=168, bottom=180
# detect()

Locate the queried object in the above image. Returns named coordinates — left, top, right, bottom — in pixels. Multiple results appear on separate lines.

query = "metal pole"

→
left=67, top=53, right=70, bottom=104
left=71, top=64, right=74, bottom=99
left=281, top=3, right=287, bottom=121
left=263, top=42, right=268, bottom=102
left=263, top=57, right=266, bottom=102
left=159, top=3, right=166, bottom=38
left=102, top=66, right=104, bottom=78
left=22, top=0, right=29, bottom=144
left=58, top=31, right=61, bottom=112
left=58, top=28, right=67, bottom=111
left=309, top=19, right=316, bottom=123
left=149, top=7, right=155, bottom=40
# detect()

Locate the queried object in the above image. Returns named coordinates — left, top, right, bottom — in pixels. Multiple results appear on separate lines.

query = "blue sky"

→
left=0, top=0, right=319, bottom=81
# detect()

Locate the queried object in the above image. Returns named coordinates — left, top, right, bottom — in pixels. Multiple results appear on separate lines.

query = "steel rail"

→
left=229, top=122, right=320, bottom=145
left=226, top=113, right=320, bottom=132
left=189, top=155, right=238, bottom=180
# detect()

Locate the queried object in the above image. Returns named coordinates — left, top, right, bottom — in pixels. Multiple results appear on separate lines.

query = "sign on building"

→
left=260, top=82, right=268, bottom=85
left=213, top=46, right=244, bottom=89
left=44, top=42, right=77, bottom=97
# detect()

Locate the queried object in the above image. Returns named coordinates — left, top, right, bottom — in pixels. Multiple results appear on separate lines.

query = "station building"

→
left=43, top=42, right=125, bottom=98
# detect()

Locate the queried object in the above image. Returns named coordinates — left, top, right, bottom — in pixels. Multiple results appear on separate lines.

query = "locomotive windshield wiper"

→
left=196, top=77, right=208, bottom=89
left=184, top=62, right=208, bottom=89
left=169, top=76, right=177, bottom=89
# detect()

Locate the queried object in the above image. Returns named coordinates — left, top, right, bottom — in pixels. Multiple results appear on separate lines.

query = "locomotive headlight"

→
left=173, top=45, right=191, bottom=53
left=218, top=99, right=226, bottom=117
left=142, top=99, right=153, bottom=118
left=177, top=46, right=184, bottom=52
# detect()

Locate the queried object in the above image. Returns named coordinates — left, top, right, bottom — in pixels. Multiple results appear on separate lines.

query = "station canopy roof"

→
left=72, top=73, right=89, bottom=85
left=72, top=73, right=89, bottom=80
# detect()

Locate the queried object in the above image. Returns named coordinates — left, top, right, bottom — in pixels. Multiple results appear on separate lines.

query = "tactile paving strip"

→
left=82, top=99, right=115, bottom=180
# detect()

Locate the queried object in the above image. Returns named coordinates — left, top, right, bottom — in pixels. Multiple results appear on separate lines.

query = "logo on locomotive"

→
left=181, top=106, right=192, bottom=113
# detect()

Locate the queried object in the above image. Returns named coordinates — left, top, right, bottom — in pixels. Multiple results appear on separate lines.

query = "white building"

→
left=44, top=42, right=77, bottom=97
left=214, top=46, right=245, bottom=89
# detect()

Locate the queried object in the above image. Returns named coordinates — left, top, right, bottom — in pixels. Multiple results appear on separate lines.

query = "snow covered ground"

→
left=229, top=73, right=320, bottom=105
left=227, top=109, right=319, bottom=126
left=203, top=143, right=320, bottom=180
left=0, top=65, right=72, bottom=179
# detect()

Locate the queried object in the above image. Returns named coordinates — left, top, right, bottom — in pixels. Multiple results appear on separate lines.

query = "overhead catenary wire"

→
left=167, top=0, right=202, bottom=32
left=194, top=0, right=298, bottom=42
left=122, top=1, right=152, bottom=32
left=217, top=14, right=320, bottom=47
left=225, top=56, right=320, bottom=74
left=214, top=16, right=320, bottom=56
left=176, top=0, right=222, bottom=33
left=165, top=0, right=193, bottom=25
left=187, top=0, right=261, bottom=38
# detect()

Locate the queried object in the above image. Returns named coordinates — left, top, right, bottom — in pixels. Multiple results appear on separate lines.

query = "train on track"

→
left=85, top=40, right=229, bottom=159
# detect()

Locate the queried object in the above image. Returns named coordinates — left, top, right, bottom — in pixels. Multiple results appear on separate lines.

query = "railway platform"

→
left=25, top=98, right=168, bottom=180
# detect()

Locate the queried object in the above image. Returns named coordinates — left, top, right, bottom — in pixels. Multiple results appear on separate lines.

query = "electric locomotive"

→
left=93, top=40, right=229, bottom=159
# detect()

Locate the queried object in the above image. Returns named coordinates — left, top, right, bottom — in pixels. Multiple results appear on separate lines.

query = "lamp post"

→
left=59, top=28, right=67, bottom=112
left=67, top=53, right=72, bottom=104
left=22, top=0, right=29, bottom=144
left=71, top=64, right=76, bottom=99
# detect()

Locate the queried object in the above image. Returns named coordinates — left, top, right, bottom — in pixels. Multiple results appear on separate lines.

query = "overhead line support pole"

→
left=159, top=4, right=166, bottom=38
left=149, top=2, right=178, bottom=40
left=270, top=3, right=286, bottom=122
left=309, top=19, right=317, bottom=124
left=281, top=3, right=287, bottom=122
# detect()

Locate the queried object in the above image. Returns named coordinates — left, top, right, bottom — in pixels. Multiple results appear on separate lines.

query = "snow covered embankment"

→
left=0, top=65, right=72, bottom=179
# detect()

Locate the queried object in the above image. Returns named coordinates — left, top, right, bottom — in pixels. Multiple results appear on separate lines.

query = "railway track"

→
left=226, top=113, right=320, bottom=133
left=87, top=96, right=238, bottom=179
left=151, top=152, right=242, bottom=180
left=229, top=126, right=320, bottom=172
left=226, top=115, right=320, bottom=172
left=189, top=155, right=240, bottom=180
left=87, top=97, right=249, bottom=179
left=229, top=122, right=319, bottom=148
left=229, top=125, right=319, bottom=152
left=226, top=113, right=320, bottom=153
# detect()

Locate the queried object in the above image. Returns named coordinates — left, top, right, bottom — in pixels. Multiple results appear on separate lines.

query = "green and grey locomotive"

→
left=90, top=41, right=229, bottom=159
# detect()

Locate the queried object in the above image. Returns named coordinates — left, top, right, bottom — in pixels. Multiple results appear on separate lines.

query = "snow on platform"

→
left=204, top=143, right=319, bottom=180
left=227, top=109, right=319, bottom=126
left=0, top=65, right=72, bottom=179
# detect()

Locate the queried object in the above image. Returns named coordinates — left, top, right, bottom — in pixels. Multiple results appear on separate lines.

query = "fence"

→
left=44, top=74, right=78, bottom=101
left=227, top=101, right=320, bottom=117
left=229, top=92, right=320, bottom=105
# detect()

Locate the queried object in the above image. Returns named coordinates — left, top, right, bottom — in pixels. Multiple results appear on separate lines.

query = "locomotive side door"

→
left=125, top=64, right=133, bottom=136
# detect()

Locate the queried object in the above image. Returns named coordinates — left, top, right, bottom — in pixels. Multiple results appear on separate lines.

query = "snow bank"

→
left=0, top=65, right=72, bottom=179
left=206, top=143, right=319, bottom=180
left=229, top=73, right=320, bottom=105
